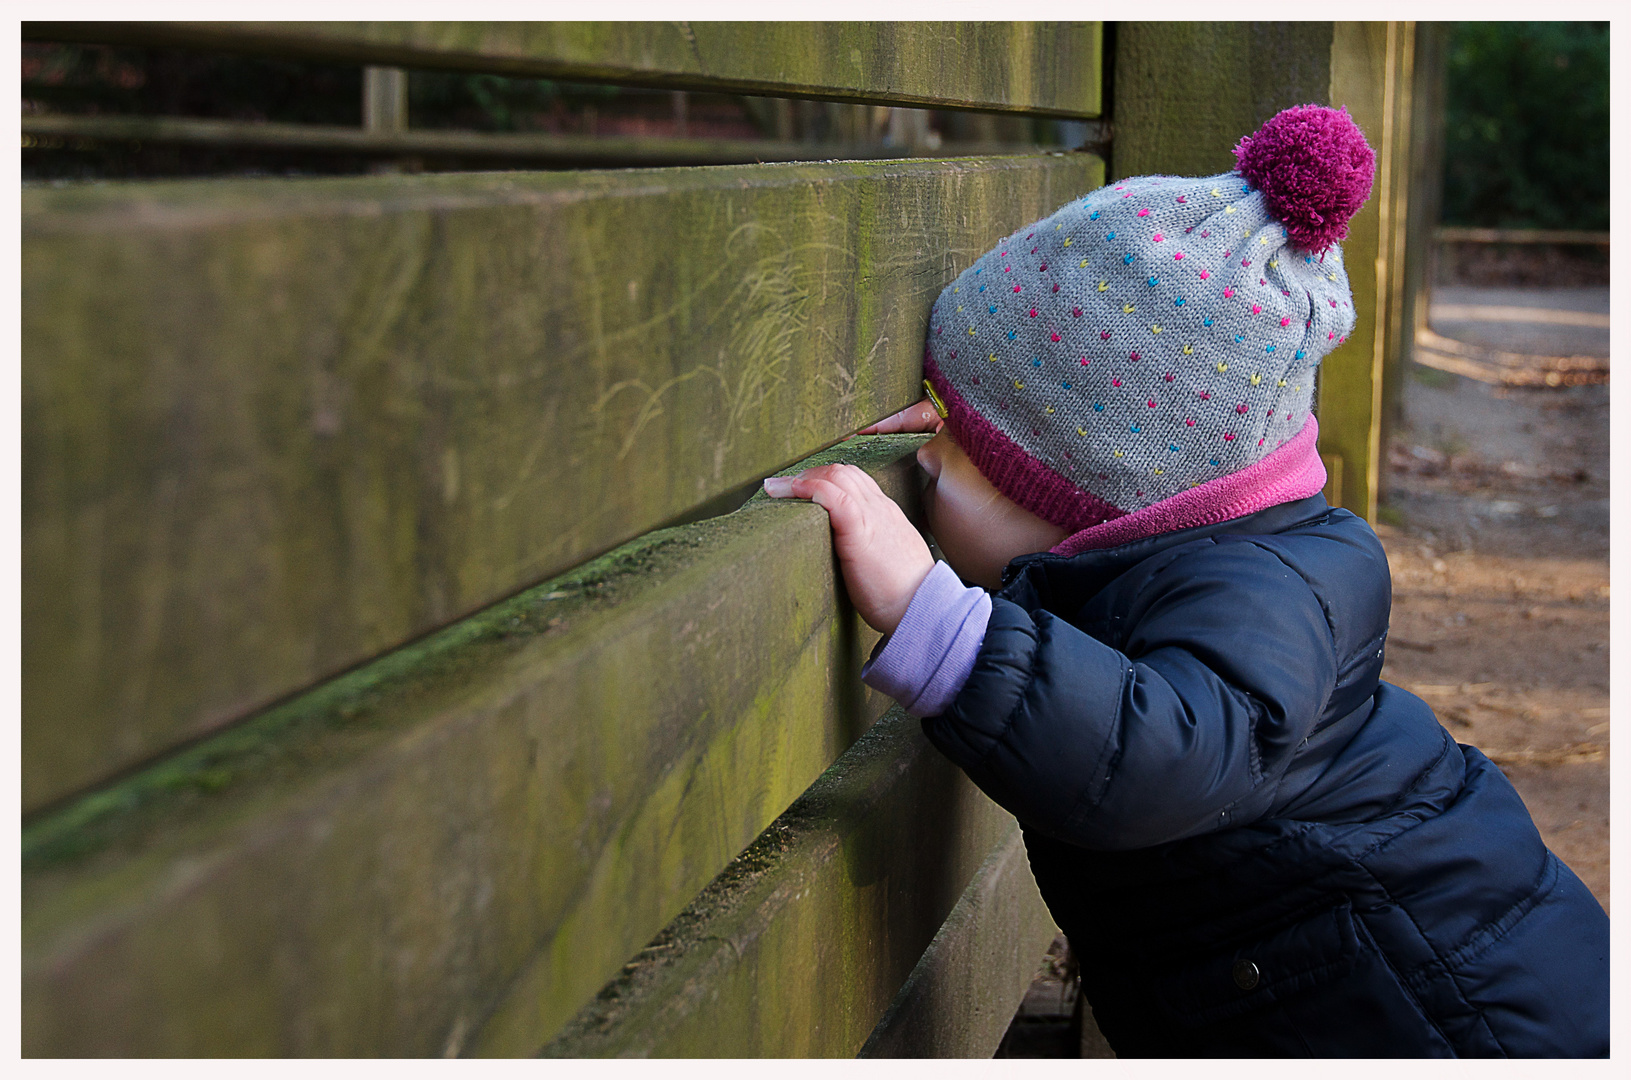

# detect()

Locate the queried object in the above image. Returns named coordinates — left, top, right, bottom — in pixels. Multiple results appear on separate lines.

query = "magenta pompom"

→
left=1234, top=104, right=1375, bottom=252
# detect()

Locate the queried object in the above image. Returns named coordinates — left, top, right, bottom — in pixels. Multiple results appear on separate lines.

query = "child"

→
left=764, top=105, right=1608, bottom=1057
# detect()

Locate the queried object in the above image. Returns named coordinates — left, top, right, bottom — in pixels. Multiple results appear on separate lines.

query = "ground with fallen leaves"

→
left=1380, top=284, right=1609, bottom=912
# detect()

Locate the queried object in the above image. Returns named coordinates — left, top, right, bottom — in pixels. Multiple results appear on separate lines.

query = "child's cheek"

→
left=922, top=474, right=999, bottom=589
left=922, top=479, right=947, bottom=555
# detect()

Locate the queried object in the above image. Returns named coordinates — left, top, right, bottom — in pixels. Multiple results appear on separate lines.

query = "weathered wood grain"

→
left=21, top=112, right=1049, bottom=166
left=22, top=153, right=1103, bottom=811
left=1110, top=22, right=1334, bottom=181
left=858, top=822, right=1058, bottom=1058
left=21, top=435, right=927, bottom=1057
left=23, top=21, right=1103, bottom=117
left=538, top=706, right=1022, bottom=1059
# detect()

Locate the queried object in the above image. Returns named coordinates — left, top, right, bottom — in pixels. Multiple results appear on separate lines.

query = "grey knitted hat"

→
left=922, top=104, right=1375, bottom=535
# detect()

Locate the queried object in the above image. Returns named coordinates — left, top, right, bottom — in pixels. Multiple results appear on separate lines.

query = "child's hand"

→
left=857, top=396, right=944, bottom=435
left=763, top=464, right=934, bottom=635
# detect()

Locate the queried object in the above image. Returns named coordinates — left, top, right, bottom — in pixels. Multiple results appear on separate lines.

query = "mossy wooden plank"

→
left=1111, top=22, right=1334, bottom=182
left=858, top=822, right=1058, bottom=1058
left=21, top=436, right=927, bottom=1058
left=21, top=112, right=1023, bottom=165
left=23, top=21, right=1103, bottom=118
left=538, top=706, right=1021, bottom=1059
left=22, top=153, right=1103, bottom=812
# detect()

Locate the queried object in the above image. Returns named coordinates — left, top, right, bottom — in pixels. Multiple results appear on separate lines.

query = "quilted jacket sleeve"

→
left=920, top=539, right=1340, bottom=850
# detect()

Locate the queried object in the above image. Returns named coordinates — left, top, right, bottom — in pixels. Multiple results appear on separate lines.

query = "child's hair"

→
left=922, top=104, right=1374, bottom=550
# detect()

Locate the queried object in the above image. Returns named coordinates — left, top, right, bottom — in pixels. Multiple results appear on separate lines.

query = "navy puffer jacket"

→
left=922, top=494, right=1608, bottom=1057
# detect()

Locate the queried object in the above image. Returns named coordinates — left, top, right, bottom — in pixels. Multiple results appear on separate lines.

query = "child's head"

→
left=919, top=104, right=1374, bottom=565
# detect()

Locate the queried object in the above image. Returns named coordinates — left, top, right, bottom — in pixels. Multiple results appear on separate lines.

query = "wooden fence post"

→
left=1115, top=22, right=1422, bottom=523
left=1379, top=24, right=1447, bottom=501
left=1111, top=23, right=1335, bottom=181
left=362, top=67, right=409, bottom=135
left=1321, top=22, right=1408, bottom=523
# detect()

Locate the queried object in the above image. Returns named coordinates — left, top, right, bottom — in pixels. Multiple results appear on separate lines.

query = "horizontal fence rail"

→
left=21, top=113, right=1056, bottom=167
left=1433, top=226, right=1610, bottom=246
left=22, top=436, right=930, bottom=1057
left=540, top=708, right=1051, bottom=1058
left=22, top=152, right=1103, bottom=812
left=858, top=823, right=1059, bottom=1058
left=23, top=21, right=1103, bottom=118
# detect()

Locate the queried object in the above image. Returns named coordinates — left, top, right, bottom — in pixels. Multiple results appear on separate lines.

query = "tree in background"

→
left=1441, top=22, right=1608, bottom=231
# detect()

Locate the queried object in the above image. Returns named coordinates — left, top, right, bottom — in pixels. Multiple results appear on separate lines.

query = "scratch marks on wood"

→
left=674, top=22, right=704, bottom=73
left=588, top=218, right=839, bottom=469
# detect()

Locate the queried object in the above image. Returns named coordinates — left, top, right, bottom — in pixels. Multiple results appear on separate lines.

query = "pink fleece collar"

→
left=1051, top=415, right=1327, bottom=556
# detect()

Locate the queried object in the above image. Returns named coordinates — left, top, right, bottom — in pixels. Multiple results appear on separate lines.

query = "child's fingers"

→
left=793, top=463, right=889, bottom=506
left=858, top=399, right=937, bottom=434
left=786, top=464, right=874, bottom=524
left=765, top=463, right=878, bottom=499
left=771, top=473, right=866, bottom=539
left=763, top=464, right=882, bottom=534
left=798, top=476, right=854, bottom=522
left=760, top=463, right=932, bottom=634
left=857, top=397, right=943, bottom=435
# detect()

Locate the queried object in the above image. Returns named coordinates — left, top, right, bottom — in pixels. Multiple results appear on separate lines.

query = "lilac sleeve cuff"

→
left=861, top=560, right=992, bottom=717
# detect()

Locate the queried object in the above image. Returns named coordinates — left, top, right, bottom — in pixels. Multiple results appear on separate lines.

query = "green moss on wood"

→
left=23, top=153, right=1103, bottom=811
left=22, top=435, right=932, bottom=1057
left=536, top=706, right=1018, bottom=1059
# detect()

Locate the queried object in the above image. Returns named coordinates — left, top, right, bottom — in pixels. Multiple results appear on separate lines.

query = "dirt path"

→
left=1379, top=284, right=1609, bottom=912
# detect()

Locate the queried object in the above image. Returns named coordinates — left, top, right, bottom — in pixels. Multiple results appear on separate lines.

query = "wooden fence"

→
left=22, top=22, right=1424, bottom=1057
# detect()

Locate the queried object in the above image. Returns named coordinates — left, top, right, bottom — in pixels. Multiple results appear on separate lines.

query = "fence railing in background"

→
left=23, top=21, right=1103, bottom=115
left=23, top=23, right=1102, bottom=170
left=1434, top=226, right=1610, bottom=246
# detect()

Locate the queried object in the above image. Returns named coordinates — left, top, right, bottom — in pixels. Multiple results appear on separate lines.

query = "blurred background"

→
left=1435, top=20, right=1608, bottom=282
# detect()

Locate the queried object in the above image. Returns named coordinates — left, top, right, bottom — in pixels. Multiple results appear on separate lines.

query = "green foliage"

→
left=1441, top=22, right=1608, bottom=230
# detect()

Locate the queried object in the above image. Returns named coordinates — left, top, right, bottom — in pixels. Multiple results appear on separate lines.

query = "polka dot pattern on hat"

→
left=924, top=163, right=1360, bottom=532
